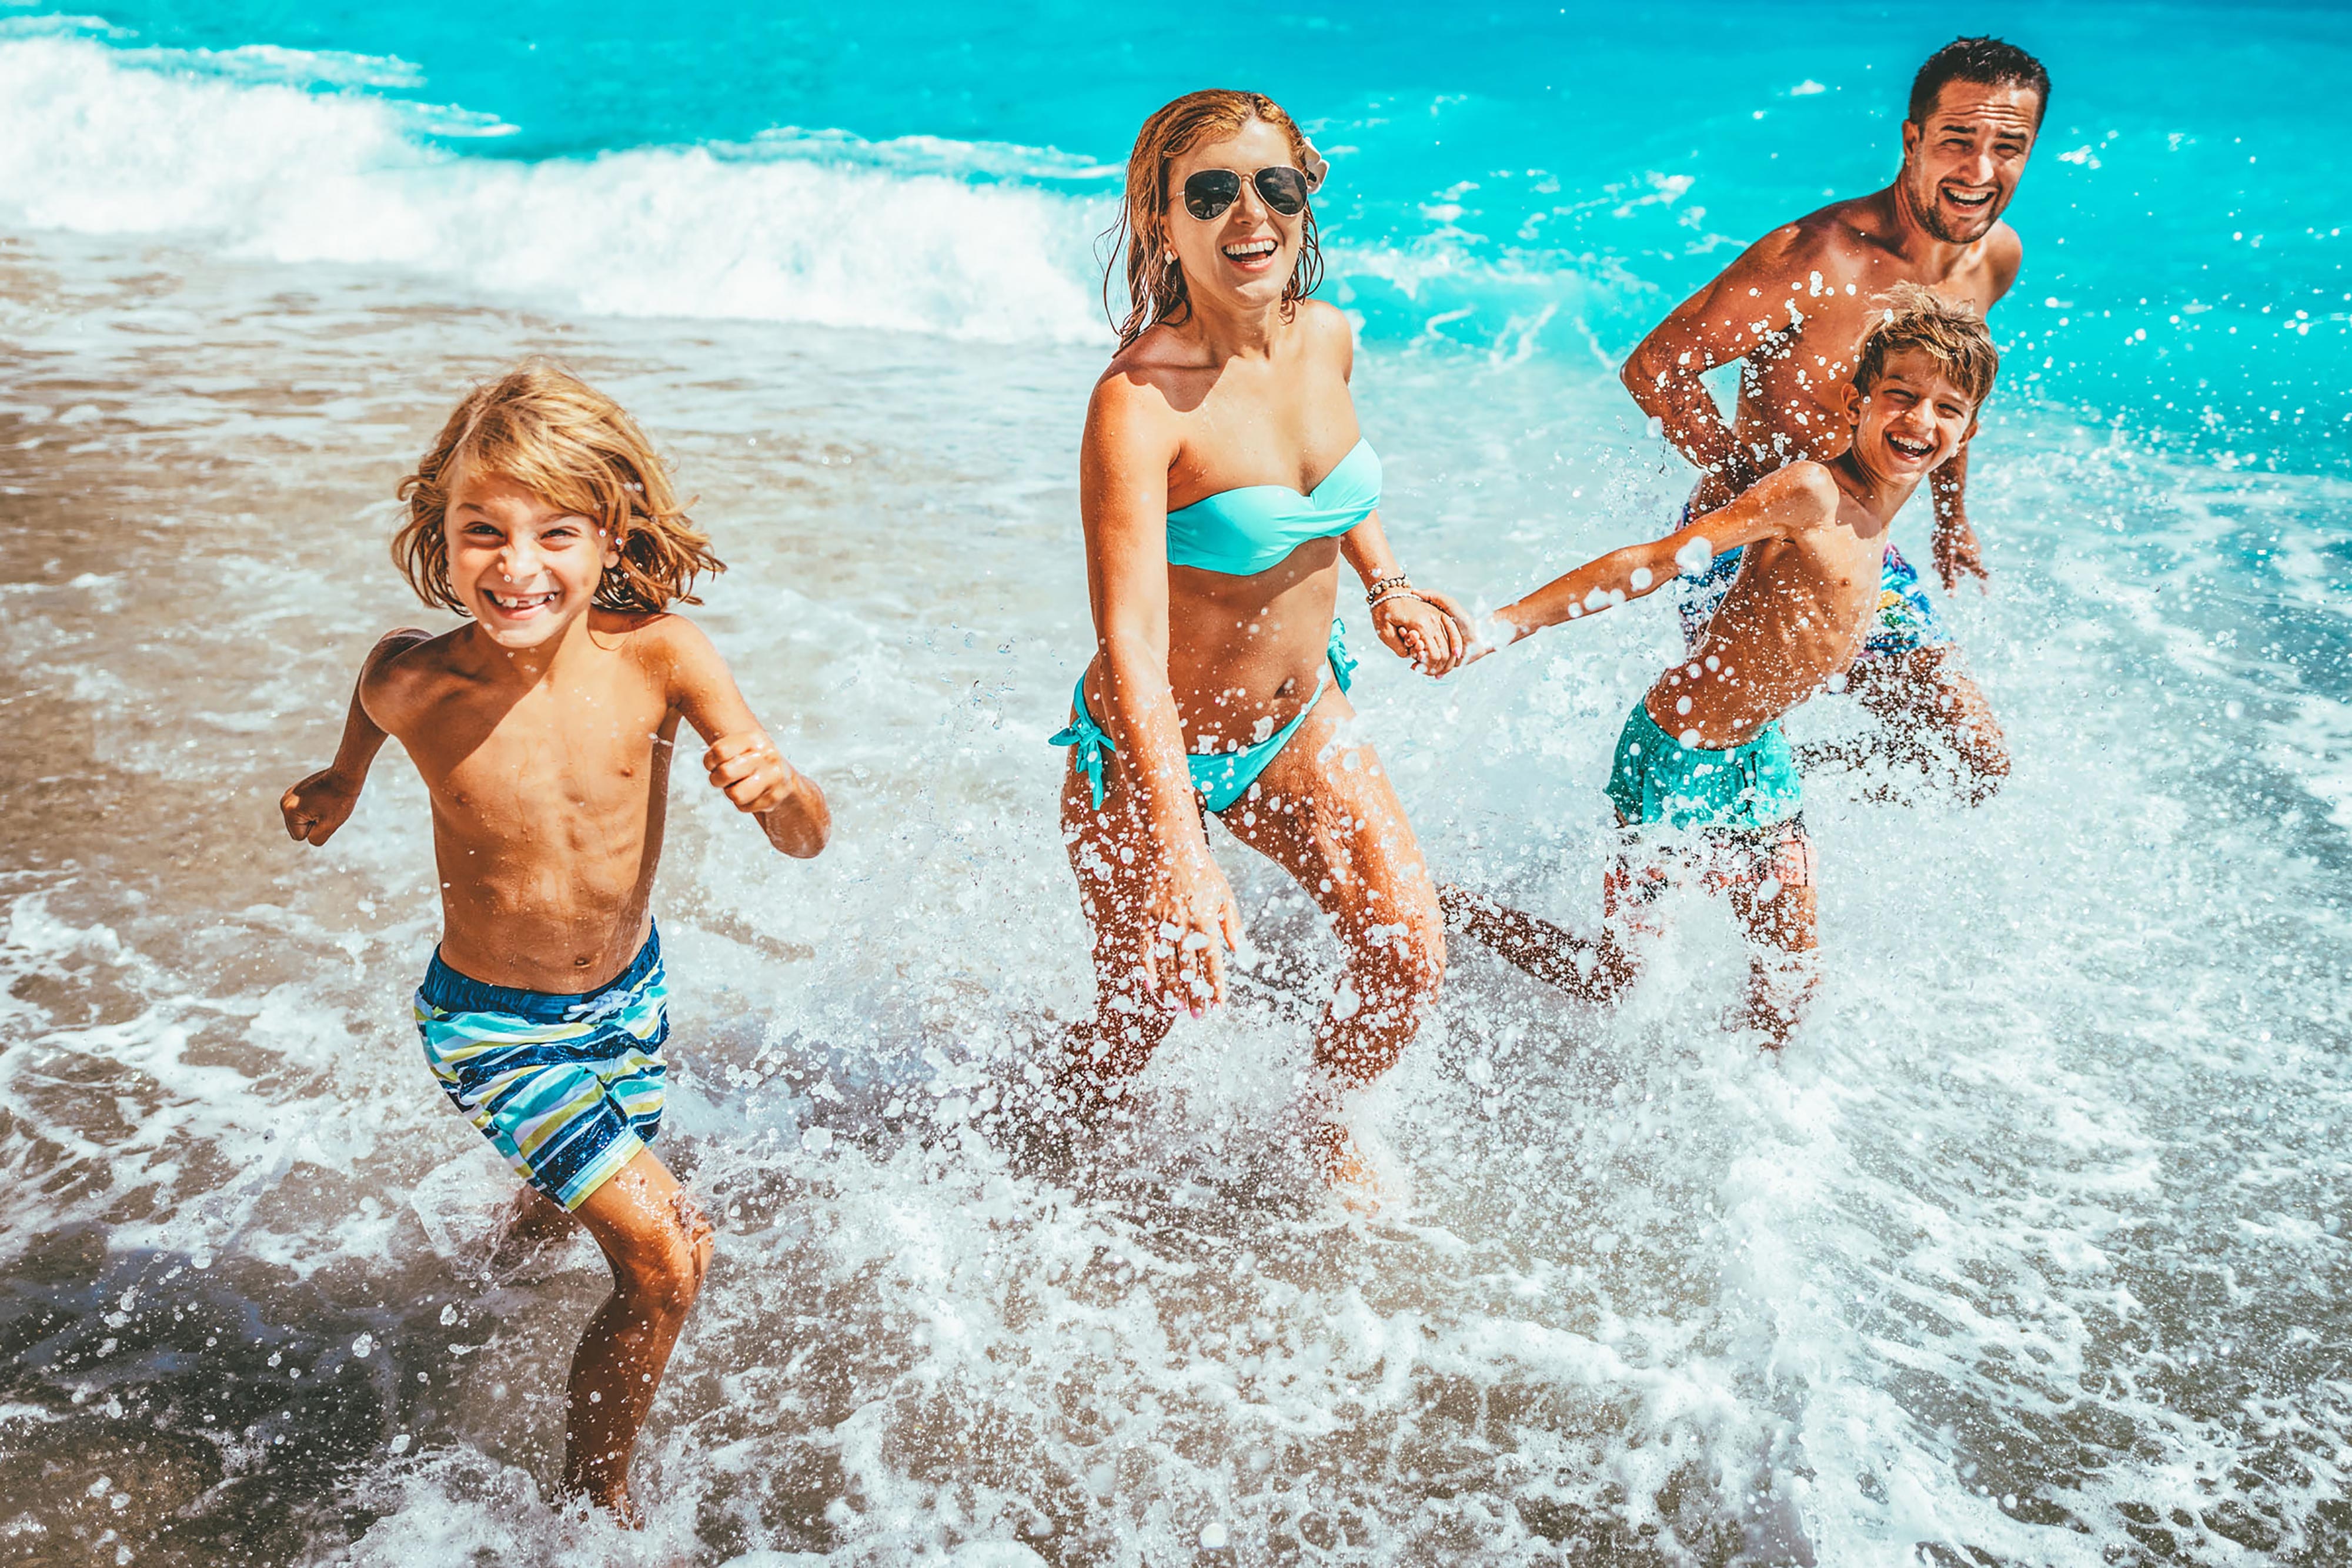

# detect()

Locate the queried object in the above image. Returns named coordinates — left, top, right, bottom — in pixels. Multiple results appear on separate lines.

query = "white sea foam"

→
left=0, top=33, right=1111, bottom=342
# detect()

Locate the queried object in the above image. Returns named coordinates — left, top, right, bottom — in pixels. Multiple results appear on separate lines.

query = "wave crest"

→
left=0, top=33, right=1115, bottom=342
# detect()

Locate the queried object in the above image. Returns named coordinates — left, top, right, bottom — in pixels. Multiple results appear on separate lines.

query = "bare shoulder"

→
left=1085, top=347, right=1185, bottom=460
left=607, top=609, right=720, bottom=676
left=1722, top=212, right=1838, bottom=288
left=1981, top=220, right=2025, bottom=296
left=359, top=626, right=466, bottom=731
left=1788, top=196, right=1900, bottom=281
left=1294, top=296, right=1354, bottom=349
left=1763, top=459, right=1845, bottom=517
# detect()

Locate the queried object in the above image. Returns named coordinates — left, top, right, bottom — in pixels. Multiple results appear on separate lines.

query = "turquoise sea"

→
left=0, top=2, right=2347, bottom=1563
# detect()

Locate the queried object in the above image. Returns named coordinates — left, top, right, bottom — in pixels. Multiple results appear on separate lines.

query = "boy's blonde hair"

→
left=394, top=363, right=723, bottom=614
left=1852, top=282, right=2000, bottom=409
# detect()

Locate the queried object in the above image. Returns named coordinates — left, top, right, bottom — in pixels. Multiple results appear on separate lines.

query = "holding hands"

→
left=1367, top=574, right=1475, bottom=676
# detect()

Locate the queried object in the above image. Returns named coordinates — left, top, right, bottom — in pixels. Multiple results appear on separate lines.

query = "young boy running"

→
left=279, top=363, right=830, bottom=1520
left=1445, top=287, right=1997, bottom=1045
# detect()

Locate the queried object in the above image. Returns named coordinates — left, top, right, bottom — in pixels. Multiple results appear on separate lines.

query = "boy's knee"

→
left=614, top=1203, right=711, bottom=1309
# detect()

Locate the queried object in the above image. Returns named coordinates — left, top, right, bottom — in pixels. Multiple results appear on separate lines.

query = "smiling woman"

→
left=1049, top=89, right=1475, bottom=1203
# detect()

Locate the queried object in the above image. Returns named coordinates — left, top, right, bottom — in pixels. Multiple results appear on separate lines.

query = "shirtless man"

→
left=1618, top=36, right=2049, bottom=802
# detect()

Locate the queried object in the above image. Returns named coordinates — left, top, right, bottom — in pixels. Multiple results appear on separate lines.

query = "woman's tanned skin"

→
left=1065, top=111, right=1469, bottom=1203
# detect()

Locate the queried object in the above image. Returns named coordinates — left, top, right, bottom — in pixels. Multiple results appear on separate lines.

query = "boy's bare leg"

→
left=488, top=1187, right=576, bottom=1273
left=1845, top=645, right=2009, bottom=804
left=1724, top=827, right=1820, bottom=1050
left=1438, top=884, right=1638, bottom=1004
left=559, top=1148, right=715, bottom=1522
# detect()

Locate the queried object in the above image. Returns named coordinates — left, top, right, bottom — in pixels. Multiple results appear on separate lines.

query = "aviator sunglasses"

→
left=1181, top=164, right=1318, bottom=220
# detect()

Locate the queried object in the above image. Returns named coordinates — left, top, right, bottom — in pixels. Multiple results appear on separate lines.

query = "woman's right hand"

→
left=1140, top=841, right=1244, bottom=1015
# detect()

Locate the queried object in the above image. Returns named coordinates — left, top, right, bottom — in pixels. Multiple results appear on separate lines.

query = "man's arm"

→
left=1619, top=226, right=1813, bottom=500
left=1929, top=223, right=2022, bottom=591
left=1929, top=444, right=1987, bottom=590
left=280, top=628, right=433, bottom=845
left=1477, top=463, right=1842, bottom=654
left=665, top=621, right=830, bottom=858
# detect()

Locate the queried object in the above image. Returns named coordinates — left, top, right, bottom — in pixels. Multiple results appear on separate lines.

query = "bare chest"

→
left=1166, top=375, right=1357, bottom=506
left=416, top=687, right=674, bottom=823
left=1724, top=530, right=1883, bottom=648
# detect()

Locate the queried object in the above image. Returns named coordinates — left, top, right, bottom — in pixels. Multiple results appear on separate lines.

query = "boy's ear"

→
left=1840, top=378, right=1866, bottom=427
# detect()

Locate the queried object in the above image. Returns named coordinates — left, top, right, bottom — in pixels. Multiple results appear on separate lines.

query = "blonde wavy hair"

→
left=393, top=362, right=723, bottom=614
left=1853, top=282, right=2000, bottom=408
left=1103, top=89, right=1324, bottom=348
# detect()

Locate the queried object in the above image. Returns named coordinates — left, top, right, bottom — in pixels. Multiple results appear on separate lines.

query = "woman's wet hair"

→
left=393, top=361, right=723, bottom=614
left=1909, top=36, right=2050, bottom=128
left=1853, top=282, right=2001, bottom=408
left=1102, top=89, right=1324, bottom=347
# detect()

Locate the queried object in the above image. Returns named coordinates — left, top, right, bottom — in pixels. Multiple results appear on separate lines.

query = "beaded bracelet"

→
left=1365, top=572, right=1413, bottom=604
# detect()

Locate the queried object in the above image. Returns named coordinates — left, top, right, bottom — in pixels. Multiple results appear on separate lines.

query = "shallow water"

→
left=2, top=4, right=2350, bottom=1565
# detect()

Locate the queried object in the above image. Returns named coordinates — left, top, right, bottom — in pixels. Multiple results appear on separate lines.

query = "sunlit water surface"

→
left=1, top=3, right=2348, bottom=1564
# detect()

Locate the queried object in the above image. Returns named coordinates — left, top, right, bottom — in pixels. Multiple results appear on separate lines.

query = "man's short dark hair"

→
left=1909, top=37, right=2050, bottom=128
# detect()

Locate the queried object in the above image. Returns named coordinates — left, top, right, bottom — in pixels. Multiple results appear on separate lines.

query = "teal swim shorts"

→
left=1604, top=700, right=1803, bottom=831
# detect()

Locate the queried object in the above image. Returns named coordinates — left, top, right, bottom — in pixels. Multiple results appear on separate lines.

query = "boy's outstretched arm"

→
left=280, top=628, right=433, bottom=845
left=664, top=621, right=830, bottom=859
left=1469, top=463, right=1841, bottom=660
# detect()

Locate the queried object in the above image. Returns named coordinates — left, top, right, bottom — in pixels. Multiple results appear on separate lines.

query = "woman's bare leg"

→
left=1056, top=754, right=1180, bottom=1102
left=1217, top=694, right=1445, bottom=1198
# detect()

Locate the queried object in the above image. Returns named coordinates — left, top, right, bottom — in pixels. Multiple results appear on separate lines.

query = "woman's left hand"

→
left=1372, top=587, right=1472, bottom=677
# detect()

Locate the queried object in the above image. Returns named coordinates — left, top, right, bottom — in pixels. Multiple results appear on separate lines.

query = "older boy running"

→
left=1619, top=36, right=2047, bottom=801
left=1449, top=288, right=1999, bottom=1045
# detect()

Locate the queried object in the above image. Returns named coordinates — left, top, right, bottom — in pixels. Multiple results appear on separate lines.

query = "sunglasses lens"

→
left=1253, top=166, right=1311, bottom=215
left=1182, top=169, right=1242, bottom=219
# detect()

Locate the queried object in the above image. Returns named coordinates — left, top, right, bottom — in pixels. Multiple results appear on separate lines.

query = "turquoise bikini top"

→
left=1165, top=439, right=1381, bottom=576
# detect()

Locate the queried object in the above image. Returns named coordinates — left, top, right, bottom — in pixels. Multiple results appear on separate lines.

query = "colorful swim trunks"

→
left=1676, top=541, right=1948, bottom=659
left=1605, top=698, right=1803, bottom=833
left=1601, top=700, right=1816, bottom=926
left=413, top=927, right=669, bottom=1211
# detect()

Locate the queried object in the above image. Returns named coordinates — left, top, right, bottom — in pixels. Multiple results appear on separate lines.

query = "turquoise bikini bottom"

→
left=1054, top=619, right=1355, bottom=814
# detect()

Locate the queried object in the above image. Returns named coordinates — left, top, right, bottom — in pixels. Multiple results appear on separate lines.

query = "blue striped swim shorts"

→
left=413, top=926, right=669, bottom=1212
